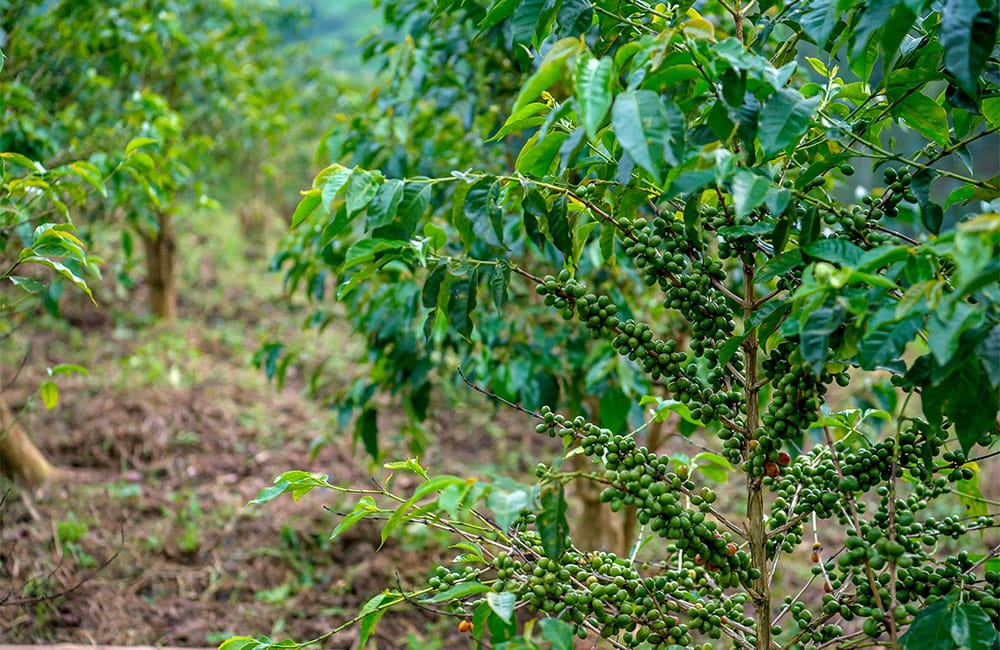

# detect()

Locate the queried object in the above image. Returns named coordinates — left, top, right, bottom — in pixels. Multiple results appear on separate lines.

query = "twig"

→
left=393, top=573, right=461, bottom=617
left=456, top=366, right=543, bottom=419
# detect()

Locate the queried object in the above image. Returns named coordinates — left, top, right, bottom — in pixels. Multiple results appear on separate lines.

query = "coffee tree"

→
left=231, top=1, right=1000, bottom=649
left=3, top=0, right=299, bottom=320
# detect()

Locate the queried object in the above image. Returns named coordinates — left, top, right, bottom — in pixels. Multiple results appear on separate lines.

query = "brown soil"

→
left=0, top=371, right=480, bottom=646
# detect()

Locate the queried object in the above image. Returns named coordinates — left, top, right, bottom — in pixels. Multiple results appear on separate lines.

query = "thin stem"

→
left=456, top=365, right=543, bottom=419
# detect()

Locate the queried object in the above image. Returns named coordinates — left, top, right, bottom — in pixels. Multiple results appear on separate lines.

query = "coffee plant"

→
left=3, top=0, right=305, bottom=319
left=230, top=1, right=1000, bottom=649
left=265, top=0, right=666, bottom=479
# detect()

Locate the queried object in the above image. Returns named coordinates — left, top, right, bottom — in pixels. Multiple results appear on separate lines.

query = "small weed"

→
left=106, top=481, right=143, bottom=499
left=169, top=490, right=203, bottom=553
left=56, top=515, right=88, bottom=544
left=254, top=582, right=293, bottom=604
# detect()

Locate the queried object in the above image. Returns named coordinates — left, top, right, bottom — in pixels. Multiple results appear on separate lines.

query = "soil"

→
left=0, top=362, right=478, bottom=646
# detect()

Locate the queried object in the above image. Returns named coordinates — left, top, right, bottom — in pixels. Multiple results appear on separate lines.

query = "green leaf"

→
left=397, top=181, right=432, bottom=234
left=510, top=38, right=581, bottom=115
left=611, top=90, right=673, bottom=183
left=539, top=618, right=575, bottom=650
left=342, top=238, right=408, bottom=270
left=953, top=603, right=998, bottom=650
left=944, top=176, right=1000, bottom=208
left=645, top=398, right=706, bottom=427
left=599, top=386, right=631, bottom=432
left=900, top=599, right=953, bottom=650
left=730, top=168, right=772, bottom=218
left=758, top=89, right=820, bottom=159
left=955, top=462, right=989, bottom=519
left=945, top=360, right=998, bottom=455
left=70, top=161, right=107, bottom=197
left=926, top=302, right=982, bottom=366
left=356, top=407, right=379, bottom=460
left=557, top=0, right=592, bottom=34
left=512, top=0, right=545, bottom=45
left=472, top=601, right=491, bottom=642
left=345, top=169, right=380, bottom=218
left=977, top=324, right=1000, bottom=386
left=486, top=591, right=517, bottom=623
left=446, top=268, right=478, bottom=339
left=330, top=496, right=380, bottom=541
left=576, top=53, right=614, bottom=140
left=759, top=249, right=804, bottom=283
left=426, top=581, right=491, bottom=603
left=290, top=189, right=322, bottom=228
left=490, top=102, right=549, bottom=141
left=941, top=0, right=999, bottom=98
left=8, top=275, right=45, bottom=293
left=517, top=131, right=568, bottom=177
left=39, top=379, right=58, bottom=410
left=489, top=262, right=511, bottom=310
left=366, top=178, right=405, bottom=230
left=536, top=485, right=569, bottom=560
left=19, top=255, right=94, bottom=303
left=544, top=194, right=573, bottom=260
left=480, top=0, right=520, bottom=30
left=952, top=605, right=972, bottom=648
left=380, top=475, right=464, bottom=548
left=487, top=486, right=531, bottom=531
left=463, top=177, right=504, bottom=247
left=317, top=164, right=352, bottom=212
left=804, top=239, right=864, bottom=267
left=358, top=592, right=395, bottom=649
left=249, top=471, right=329, bottom=506
left=125, top=136, right=158, bottom=155
left=49, top=363, right=88, bottom=377
left=217, top=636, right=260, bottom=650
left=693, top=451, right=736, bottom=483
left=800, top=0, right=850, bottom=48
left=895, top=92, right=950, bottom=146
left=423, top=265, right=447, bottom=309
left=858, top=316, right=922, bottom=369
left=383, top=458, right=429, bottom=479
left=799, top=306, right=846, bottom=372
left=0, top=151, right=45, bottom=172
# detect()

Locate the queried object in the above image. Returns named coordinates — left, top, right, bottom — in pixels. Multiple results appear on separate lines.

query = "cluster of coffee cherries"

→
left=617, top=215, right=735, bottom=356
left=796, top=165, right=912, bottom=246
left=764, top=432, right=969, bottom=556
left=821, top=545, right=1000, bottom=638
left=774, top=597, right=846, bottom=645
left=744, top=342, right=825, bottom=476
left=761, top=423, right=1000, bottom=639
left=534, top=406, right=753, bottom=591
left=487, top=542, right=755, bottom=648
left=534, top=273, right=742, bottom=424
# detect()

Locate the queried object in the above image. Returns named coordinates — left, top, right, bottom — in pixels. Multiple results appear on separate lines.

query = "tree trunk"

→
left=0, top=395, right=54, bottom=487
left=141, top=210, right=178, bottom=320
left=570, top=451, right=624, bottom=552
left=571, top=395, right=629, bottom=554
